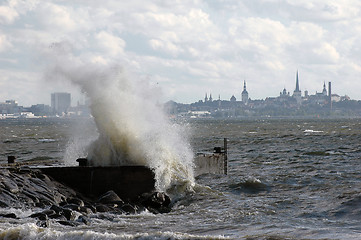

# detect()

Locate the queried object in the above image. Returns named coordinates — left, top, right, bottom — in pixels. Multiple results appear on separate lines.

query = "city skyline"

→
left=1, top=1, right=361, bottom=106
left=0, top=74, right=355, bottom=108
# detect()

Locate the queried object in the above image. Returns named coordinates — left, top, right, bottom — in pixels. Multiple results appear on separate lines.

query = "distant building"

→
left=322, top=82, right=327, bottom=96
left=241, top=80, right=249, bottom=105
left=0, top=100, right=22, bottom=114
left=308, top=82, right=329, bottom=105
left=230, top=95, right=236, bottom=102
left=51, top=92, right=71, bottom=115
left=292, top=71, right=302, bottom=105
left=30, top=104, right=52, bottom=116
left=204, top=93, right=208, bottom=103
left=280, top=87, right=289, bottom=97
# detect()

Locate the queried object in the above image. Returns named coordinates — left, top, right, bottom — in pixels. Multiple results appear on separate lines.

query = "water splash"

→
left=46, top=51, right=194, bottom=192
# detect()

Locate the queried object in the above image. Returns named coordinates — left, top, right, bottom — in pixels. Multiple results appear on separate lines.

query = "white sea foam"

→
left=0, top=223, right=229, bottom=240
left=304, top=129, right=324, bottom=133
left=46, top=45, right=194, bottom=192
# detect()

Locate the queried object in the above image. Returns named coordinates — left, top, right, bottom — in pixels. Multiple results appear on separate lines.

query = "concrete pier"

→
left=3, top=139, right=228, bottom=202
left=40, top=166, right=155, bottom=201
left=194, top=138, right=228, bottom=176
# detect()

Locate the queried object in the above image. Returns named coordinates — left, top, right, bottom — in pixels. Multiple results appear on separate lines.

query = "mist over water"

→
left=46, top=52, right=194, bottom=192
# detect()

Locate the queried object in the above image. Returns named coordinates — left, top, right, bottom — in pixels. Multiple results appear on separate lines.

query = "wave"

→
left=304, top=129, right=324, bottom=134
left=0, top=223, right=229, bottom=240
left=229, top=177, right=269, bottom=194
left=47, top=51, right=195, bottom=193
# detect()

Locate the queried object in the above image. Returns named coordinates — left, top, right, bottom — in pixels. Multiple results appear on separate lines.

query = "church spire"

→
left=295, top=70, right=300, bottom=92
left=293, top=70, right=302, bottom=105
left=322, top=81, right=327, bottom=95
left=242, top=80, right=249, bottom=105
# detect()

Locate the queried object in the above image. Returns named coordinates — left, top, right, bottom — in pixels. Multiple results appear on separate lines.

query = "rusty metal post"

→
left=8, top=156, right=16, bottom=164
left=224, top=138, right=228, bottom=175
left=76, top=158, right=88, bottom=167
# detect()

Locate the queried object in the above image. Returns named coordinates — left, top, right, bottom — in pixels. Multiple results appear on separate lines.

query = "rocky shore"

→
left=0, top=167, right=171, bottom=227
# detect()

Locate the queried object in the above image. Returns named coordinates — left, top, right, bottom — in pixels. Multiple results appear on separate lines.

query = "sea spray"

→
left=46, top=53, right=194, bottom=192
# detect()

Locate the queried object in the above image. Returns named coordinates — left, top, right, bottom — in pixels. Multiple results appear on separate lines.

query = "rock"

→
left=30, top=212, right=48, bottom=221
left=0, top=201, right=9, bottom=208
left=22, top=189, right=40, bottom=203
left=2, top=179, right=19, bottom=194
left=77, top=215, right=91, bottom=225
left=0, top=213, right=17, bottom=219
left=36, top=220, right=50, bottom=228
left=135, top=204, right=146, bottom=214
left=57, top=220, right=80, bottom=227
left=19, top=166, right=31, bottom=174
left=35, top=202, right=46, bottom=208
left=139, top=192, right=171, bottom=213
left=95, top=204, right=112, bottom=213
left=50, top=205, right=63, bottom=214
left=63, top=204, right=81, bottom=212
left=121, top=203, right=137, bottom=215
left=61, top=208, right=76, bottom=221
left=0, top=168, right=80, bottom=210
left=79, top=206, right=93, bottom=215
left=67, top=197, right=84, bottom=207
left=41, top=209, right=56, bottom=217
left=98, top=190, right=123, bottom=204
left=84, top=205, right=96, bottom=213
left=49, top=205, right=77, bottom=220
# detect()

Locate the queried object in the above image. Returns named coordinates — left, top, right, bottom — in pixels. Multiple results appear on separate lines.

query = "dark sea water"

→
left=0, top=118, right=361, bottom=239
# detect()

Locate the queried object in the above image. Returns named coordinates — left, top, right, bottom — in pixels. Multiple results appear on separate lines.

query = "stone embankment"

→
left=0, top=167, right=171, bottom=227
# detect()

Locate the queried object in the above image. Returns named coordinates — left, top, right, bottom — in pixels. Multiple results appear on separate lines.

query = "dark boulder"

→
left=57, top=220, right=80, bottom=227
left=67, top=197, right=84, bottom=207
left=79, top=206, right=93, bottom=215
left=50, top=205, right=63, bottom=214
left=61, top=208, right=76, bottom=221
left=84, top=205, right=96, bottom=213
left=36, top=220, right=50, bottom=228
left=63, top=204, right=81, bottom=212
left=98, top=190, right=123, bottom=205
left=95, top=204, right=112, bottom=212
left=0, top=213, right=17, bottom=219
left=77, top=215, right=91, bottom=225
left=121, top=203, right=137, bottom=215
left=139, top=192, right=171, bottom=214
left=0, top=200, right=9, bottom=208
left=30, top=212, right=48, bottom=221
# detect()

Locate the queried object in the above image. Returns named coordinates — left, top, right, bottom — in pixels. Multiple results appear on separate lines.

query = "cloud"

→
left=0, top=5, right=19, bottom=24
left=95, top=31, right=126, bottom=57
left=1, top=0, right=361, bottom=106
left=0, top=33, right=12, bottom=52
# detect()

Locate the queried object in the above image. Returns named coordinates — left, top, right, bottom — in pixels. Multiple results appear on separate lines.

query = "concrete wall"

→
left=194, top=153, right=227, bottom=176
left=40, top=166, right=155, bottom=201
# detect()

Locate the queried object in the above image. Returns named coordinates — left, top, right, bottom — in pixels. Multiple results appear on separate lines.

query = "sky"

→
left=1, top=0, right=361, bottom=106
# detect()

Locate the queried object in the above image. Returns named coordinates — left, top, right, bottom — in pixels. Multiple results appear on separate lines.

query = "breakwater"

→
left=0, top=166, right=171, bottom=227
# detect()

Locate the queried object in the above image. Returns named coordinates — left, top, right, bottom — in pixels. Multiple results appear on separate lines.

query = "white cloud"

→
left=0, top=5, right=19, bottom=24
left=0, top=33, right=12, bottom=52
left=95, top=31, right=126, bottom=57
left=1, top=0, right=361, bottom=105
left=36, top=3, right=77, bottom=32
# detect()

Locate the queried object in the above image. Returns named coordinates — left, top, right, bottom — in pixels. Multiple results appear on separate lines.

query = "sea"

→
left=0, top=117, right=361, bottom=240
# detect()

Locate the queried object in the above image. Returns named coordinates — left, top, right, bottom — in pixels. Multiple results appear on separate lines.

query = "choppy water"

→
left=1, top=118, right=361, bottom=239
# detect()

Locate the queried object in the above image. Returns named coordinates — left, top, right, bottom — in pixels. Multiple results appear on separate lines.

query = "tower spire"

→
left=242, top=80, right=249, bottom=105
left=295, top=70, right=300, bottom=92
left=293, top=70, right=302, bottom=105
